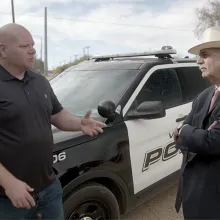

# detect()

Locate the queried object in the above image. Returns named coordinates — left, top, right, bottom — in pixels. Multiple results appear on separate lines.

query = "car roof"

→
left=64, top=47, right=197, bottom=71
left=69, top=57, right=196, bottom=71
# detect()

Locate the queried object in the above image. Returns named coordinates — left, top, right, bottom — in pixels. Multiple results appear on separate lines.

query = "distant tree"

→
left=52, top=55, right=90, bottom=74
left=194, top=0, right=220, bottom=39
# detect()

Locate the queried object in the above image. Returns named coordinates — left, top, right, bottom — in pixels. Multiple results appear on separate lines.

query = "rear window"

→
left=177, top=66, right=211, bottom=102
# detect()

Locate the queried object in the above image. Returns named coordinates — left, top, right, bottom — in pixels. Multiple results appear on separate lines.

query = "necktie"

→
left=209, top=88, right=220, bottom=112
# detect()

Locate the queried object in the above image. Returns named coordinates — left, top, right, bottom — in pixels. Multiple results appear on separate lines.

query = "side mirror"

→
left=126, top=101, right=165, bottom=120
left=97, top=100, right=116, bottom=120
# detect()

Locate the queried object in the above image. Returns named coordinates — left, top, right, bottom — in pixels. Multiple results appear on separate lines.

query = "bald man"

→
left=0, top=23, right=106, bottom=219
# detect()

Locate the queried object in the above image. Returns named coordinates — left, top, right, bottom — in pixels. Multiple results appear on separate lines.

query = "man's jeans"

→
left=0, top=177, right=64, bottom=219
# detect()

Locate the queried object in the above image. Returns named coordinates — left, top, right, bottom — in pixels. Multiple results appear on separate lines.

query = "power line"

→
left=0, top=11, right=192, bottom=32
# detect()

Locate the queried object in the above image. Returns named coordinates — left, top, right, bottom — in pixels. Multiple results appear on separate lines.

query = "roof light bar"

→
left=92, top=46, right=177, bottom=59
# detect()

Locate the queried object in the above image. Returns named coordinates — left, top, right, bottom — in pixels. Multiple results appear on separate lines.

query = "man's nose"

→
left=29, top=47, right=36, bottom=54
left=197, top=56, right=204, bottom=64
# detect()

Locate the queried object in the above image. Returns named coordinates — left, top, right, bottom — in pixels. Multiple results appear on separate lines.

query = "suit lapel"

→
left=199, top=86, right=215, bottom=128
left=209, top=90, right=220, bottom=113
left=183, top=86, right=216, bottom=164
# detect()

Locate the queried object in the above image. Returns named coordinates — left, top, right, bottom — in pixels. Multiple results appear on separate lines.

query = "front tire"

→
left=64, top=182, right=120, bottom=220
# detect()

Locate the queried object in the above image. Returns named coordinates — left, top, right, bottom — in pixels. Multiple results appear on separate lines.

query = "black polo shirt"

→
left=0, top=65, right=63, bottom=195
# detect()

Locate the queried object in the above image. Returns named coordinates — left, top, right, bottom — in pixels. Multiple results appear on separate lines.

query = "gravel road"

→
left=122, top=184, right=184, bottom=220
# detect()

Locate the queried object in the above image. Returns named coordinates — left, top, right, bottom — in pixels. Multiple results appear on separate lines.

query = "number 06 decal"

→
left=53, top=152, right=66, bottom=164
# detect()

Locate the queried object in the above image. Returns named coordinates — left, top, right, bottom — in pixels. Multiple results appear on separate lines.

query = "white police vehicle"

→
left=50, top=46, right=211, bottom=220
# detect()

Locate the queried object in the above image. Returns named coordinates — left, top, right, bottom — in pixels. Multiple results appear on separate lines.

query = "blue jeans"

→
left=0, top=177, right=64, bottom=219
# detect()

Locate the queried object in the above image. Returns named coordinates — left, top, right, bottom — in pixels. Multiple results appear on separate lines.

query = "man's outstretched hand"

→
left=81, top=109, right=107, bottom=136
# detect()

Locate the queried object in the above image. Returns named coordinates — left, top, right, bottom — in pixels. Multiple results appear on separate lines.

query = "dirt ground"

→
left=121, top=184, right=184, bottom=220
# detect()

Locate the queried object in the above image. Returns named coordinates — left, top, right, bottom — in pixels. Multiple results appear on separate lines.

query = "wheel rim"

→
left=68, top=200, right=110, bottom=220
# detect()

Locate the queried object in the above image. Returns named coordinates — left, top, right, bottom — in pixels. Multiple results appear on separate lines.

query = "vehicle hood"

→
left=52, top=125, right=99, bottom=152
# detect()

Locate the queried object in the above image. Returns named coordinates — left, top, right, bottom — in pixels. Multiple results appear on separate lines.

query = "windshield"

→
left=50, top=68, right=139, bottom=118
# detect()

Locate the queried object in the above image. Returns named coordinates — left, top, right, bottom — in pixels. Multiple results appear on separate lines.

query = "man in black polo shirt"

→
left=0, top=23, right=106, bottom=219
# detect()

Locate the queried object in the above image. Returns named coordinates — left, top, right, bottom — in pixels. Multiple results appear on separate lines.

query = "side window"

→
left=129, top=68, right=182, bottom=110
left=177, top=67, right=211, bottom=102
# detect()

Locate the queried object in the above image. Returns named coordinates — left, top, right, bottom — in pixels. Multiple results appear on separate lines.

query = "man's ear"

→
left=0, top=43, right=7, bottom=58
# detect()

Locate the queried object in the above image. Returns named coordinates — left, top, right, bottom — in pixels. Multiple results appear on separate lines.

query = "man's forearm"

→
left=177, top=124, right=220, bottom=155
left=0, top=163, right=15, bottom=189
left=51, top=109, right=82, bottom=131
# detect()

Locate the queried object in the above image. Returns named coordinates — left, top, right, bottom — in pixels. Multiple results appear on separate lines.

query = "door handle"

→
left=176, top=115, right=188, bottom=123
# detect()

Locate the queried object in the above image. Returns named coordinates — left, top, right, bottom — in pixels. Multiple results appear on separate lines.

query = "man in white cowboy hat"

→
left=174, top=26, right=220, bottom=219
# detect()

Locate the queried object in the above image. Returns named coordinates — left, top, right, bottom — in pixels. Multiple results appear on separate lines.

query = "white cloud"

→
left=0, top=0, right=209, bottom=69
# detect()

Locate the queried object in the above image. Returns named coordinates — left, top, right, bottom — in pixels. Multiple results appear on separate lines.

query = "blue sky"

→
left=1, top=0, right=208, bottom=69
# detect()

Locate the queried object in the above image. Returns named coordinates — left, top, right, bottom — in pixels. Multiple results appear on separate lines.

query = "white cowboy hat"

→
left=188, top=27, right=220, bottom=55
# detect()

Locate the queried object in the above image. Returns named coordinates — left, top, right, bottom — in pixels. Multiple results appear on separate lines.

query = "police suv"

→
left=50, top=46, right=211, bottom=220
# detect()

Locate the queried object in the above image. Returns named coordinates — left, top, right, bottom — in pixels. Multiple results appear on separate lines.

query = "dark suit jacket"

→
left=175, top=85, right=220, bottom=219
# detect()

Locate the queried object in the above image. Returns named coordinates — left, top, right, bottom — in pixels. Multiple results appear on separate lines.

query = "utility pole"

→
left=82, top=47, right=86, bottom=56
left=11, top=0, right=15, bottom=23
left=40, top=37, right=43, bottom=61
left=74, top=54, right=78, bottom=61
left=83, top=46, right=90, bottom=59
left=44, top=7, right=48, bottom=76
left=86, top=46, right=91, bottom=57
